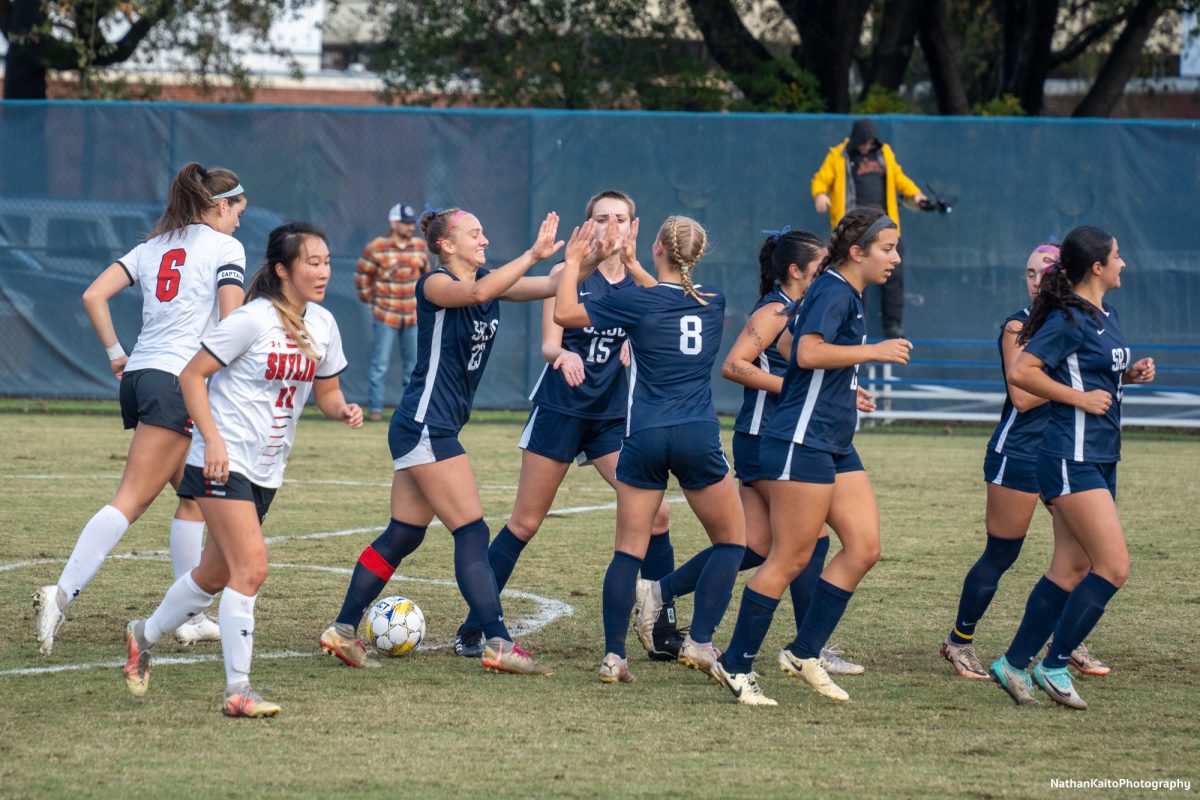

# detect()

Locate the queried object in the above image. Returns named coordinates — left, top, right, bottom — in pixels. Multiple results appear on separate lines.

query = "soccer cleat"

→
left=33, top=585, right=65, bottom=656
left=174, top=612, right=221, bottom=646
left=319, top=625, right=377, bottom=668
left=1032, top=660, right=1088, bottom=710
left=820, top=643, right=865, bottom=676
left=481, top=638, right=553, bottom=676
left=677, top=635, right=721, bottom=674
left=222, top=687, right=281, bottom=718
left=1068, top=642, right=1111, bottom=677
left=453, top=629, right=484, bottom=659
left=123, top=620, right=152, bottom=698
left=940, top=637, right=989, bottom=679
left=598, top=653, right=636, bottom=684
left=778, top=649, right=850, bottom=702
left=632, top=579, right=664, bottom=655
left=647, top=601, right=685, bottom=662
left=988, top=655, right=1040, bottom=706
left=710, top=659, right=778, bottom=707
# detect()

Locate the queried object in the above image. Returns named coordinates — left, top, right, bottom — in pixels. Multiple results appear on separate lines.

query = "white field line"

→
left=0, top=495, right=686, bottom=677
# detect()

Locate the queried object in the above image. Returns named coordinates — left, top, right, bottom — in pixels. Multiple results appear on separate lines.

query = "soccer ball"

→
left=365, top=595, right=425, bottom=656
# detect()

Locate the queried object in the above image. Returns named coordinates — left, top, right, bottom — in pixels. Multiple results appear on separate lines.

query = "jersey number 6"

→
left=156, top=249, right=186, bottom=302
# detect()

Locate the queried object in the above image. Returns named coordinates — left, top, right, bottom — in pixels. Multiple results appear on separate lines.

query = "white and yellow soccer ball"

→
left=365, top=595, right=425, bottom=656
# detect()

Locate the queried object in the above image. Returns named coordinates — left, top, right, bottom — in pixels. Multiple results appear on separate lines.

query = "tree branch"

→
left=917, top=0, right=969, bottom=115
left=1048, top=11, right=1128, bottom=69
left=682, top=0, right=781, bottom=105
left=779, top=0, right=871, bottom=112
left=863, top=0, right=922, bottom=94
left=1072, top=0, right=1166, bottom=117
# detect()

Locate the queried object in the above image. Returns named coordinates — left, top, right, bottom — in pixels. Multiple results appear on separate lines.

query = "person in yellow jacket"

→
left=812, top=119, right=925, bottom=337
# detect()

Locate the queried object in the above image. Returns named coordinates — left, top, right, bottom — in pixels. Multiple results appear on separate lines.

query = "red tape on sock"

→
left=359, top=546, right=396, bottom=581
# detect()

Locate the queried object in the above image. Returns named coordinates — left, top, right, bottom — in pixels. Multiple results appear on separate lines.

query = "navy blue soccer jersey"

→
left=585, top=282, right=726, bottom=435
left=987, top=307, right=1050, bottom=462
left=1024, top=303, right=1129, bottom=463
left=529, top=268, right=633, bottom=419
left=733, top=285, right=794, bottom=435
left=762, top=269, right=864, bottom=454
left=397, top=268, right=501, bottom=434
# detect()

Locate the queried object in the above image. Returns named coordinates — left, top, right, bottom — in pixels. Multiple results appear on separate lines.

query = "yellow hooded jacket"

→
left=811, top=139, right=920, bottom=235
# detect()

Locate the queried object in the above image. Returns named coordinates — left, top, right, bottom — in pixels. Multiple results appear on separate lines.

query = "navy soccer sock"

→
left=461, top=525, right=526, bottom=633
left=789, top=535, right=830, bottom=638
left=452, top=519, right=510, bottom=641
left=335, top=519, right=427, bottom=628
left=1004, top=575, right=1070, bottom=670
left=661, top=545, right=765, bottom=605
left=1043, top=573, right=1119, bottom=670
left=690, top=543, right=746, bottom=643
left=601, top=551, right=643, bottom=658
left=950, top=534, right=1025, bottom=644
left=721, top=586, right=780, bottom=674
left=789, top=579, right=854, bottom=659
left=641, top=530, right=674, bottom=581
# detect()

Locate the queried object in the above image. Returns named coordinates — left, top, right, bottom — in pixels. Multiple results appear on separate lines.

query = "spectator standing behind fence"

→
left=356, top=202, right=428, bottom=422
left=811, top=119, right=925, bottom=338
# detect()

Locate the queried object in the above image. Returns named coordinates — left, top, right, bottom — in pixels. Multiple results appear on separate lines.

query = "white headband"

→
left=211, top=184, right=244, bottom=200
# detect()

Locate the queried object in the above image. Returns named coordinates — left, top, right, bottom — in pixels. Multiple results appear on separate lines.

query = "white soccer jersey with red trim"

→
left=119, top=224, right=246, bottom=375
left=187, top=298, right=347, bottom=488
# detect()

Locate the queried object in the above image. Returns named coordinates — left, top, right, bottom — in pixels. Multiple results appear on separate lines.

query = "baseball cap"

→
left=388, top=203, right=417, bottom=223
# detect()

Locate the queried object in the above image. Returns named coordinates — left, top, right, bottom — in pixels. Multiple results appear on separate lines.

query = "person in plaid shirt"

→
left=356, top=202, right=429, bottom=421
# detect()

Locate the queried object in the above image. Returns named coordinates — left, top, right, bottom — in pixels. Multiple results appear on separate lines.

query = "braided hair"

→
left=817, top=207, right=891, bottom=275
left=758, top=229, right=826, bottom=297
left=658, top=216, right=711, bottom=305
left=1017, top=225, right=1112, bottom=346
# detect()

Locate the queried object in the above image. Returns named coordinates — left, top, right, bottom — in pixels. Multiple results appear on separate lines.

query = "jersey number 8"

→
left=679, top=315, right=703, bottom=355
left=156, top=249, right=186, bottom=302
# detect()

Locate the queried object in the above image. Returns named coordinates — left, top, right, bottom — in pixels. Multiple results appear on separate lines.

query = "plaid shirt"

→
left=354, top=234, right=429, bottom=328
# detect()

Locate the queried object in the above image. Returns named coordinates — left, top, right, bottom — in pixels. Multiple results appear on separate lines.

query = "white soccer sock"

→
left=168, top=519, right=205, bottom=579
left=56, top=504, right=130, bottom=603
left=219, top=587, right=258, bottom=690
left=144, top=572, right=215, bottom=646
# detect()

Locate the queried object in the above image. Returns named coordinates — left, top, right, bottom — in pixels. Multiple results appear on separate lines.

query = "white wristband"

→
left=105, top=342, right=126, bottom=360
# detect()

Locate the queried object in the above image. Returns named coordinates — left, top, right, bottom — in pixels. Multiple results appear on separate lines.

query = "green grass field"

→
left=1, top=412, right=1196, bottom=799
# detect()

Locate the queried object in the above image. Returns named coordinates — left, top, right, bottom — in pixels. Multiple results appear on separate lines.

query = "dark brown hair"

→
left=150, top=162, right=243, bottom=240
left=245, top=222, right=328, bottom=360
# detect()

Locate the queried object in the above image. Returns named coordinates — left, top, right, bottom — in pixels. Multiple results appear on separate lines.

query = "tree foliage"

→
left=1, top=0, right=309, bottom=99
left=375, top=0, right=1196, bottom=117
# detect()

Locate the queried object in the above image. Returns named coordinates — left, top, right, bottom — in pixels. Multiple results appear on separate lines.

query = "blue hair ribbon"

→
left=423, top=202, right=445, bottom=217
left=761, top=225, right=791, bottom=244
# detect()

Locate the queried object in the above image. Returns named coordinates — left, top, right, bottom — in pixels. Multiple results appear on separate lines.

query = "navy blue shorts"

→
left=177, top=464, right=276, bottom=524
left=616, top=422, right=729, bottom=490
left=388, top=413, right=466, bottom=470
left=518, top=406, right=624, bottom=465
left=732, top=431, right=765, bottom=484
left=759, top=436, right=864, bottom=484
left=983, top=450, right=1040, bottom=494
left=119, top=369, right=192, bottom=436
left=1036, top=454, right=1117, bottom=502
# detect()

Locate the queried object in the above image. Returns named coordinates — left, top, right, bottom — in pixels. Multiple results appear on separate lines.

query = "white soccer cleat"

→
left=33, top=585, right=65, bottom=656
left=174, top=612, right=221, bottom=646
left=820, top=643, right=865, bottom=676
left=778, top=649, right=850, bottom=702
left=632, top=579, right=664, bottom=654
left=710, top=660, right=778, bottom=707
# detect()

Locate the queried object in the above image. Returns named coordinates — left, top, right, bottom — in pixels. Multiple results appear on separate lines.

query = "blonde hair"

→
left=658, top=216, right=712, bottom=305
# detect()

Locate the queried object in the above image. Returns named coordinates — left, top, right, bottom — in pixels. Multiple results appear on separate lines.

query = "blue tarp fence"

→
left=1, top=101, right=1197, bottom=422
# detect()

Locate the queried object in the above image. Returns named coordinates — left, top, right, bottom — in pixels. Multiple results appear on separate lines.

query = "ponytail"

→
left=245, top=222, right=327, bottom=361
left=758, top=228, right=826, bottom=297
left=1018, top=225, right=1112, bottom=346
left=151, top=162, right=244, bottom=240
